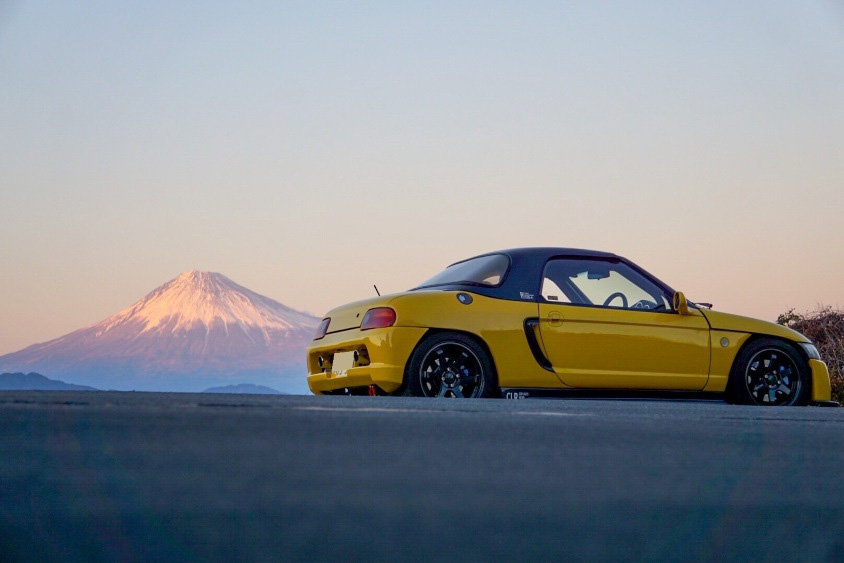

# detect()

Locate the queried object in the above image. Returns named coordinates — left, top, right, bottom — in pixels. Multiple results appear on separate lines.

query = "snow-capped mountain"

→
left=0, top=271, right=320, bottom=393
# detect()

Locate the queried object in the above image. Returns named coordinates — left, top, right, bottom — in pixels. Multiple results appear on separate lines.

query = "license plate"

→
left=332, top=351, right=355, bottom=376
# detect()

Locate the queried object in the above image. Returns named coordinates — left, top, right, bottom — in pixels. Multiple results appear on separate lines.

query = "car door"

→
left=537, top=257, right=711, bottom=390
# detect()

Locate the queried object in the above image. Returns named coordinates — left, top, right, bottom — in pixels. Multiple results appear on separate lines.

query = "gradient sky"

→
left=1, top=1, right=843, bottom=355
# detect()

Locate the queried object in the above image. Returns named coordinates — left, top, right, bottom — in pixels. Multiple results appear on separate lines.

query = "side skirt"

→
left=500, top=387, right=726, bottom=402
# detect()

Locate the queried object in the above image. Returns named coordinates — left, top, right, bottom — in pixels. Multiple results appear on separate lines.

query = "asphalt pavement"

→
left=1, top=391, right=843, bottom=561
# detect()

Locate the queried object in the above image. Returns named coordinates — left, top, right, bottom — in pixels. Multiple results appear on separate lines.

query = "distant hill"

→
left=0, top=372, right=97, bottom=391
left=203, top=384, right=283, bottom=395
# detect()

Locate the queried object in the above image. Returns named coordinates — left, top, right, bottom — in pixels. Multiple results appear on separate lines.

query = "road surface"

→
left=1, top=391, right=842, bottom=561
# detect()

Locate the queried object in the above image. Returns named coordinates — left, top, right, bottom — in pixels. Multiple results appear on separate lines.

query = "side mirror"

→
left=673, top=291, right=691, bottom=315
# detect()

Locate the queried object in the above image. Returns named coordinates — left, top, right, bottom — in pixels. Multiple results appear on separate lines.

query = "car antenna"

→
left=374, top=285, right=381, bottom=296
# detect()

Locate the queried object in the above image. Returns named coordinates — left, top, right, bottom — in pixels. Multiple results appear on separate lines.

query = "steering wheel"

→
left=602, top=292, right=628, bottom=308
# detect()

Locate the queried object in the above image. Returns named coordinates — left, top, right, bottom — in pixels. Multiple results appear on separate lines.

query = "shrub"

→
left=777, top=306, right=844, bottom=405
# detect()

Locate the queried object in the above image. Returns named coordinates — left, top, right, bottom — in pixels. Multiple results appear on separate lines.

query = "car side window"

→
left=540, top=278, right=572, bottom=303
left=542, top=258, right=670, bottom=311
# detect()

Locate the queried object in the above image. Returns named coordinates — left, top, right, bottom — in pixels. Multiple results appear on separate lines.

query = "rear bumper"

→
left=306, top=326, right=427, bottom=395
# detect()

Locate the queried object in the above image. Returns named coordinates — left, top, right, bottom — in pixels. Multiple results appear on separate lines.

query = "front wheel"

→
left=730, top=338, right=810, bottom=406
left=404, top=332, right=495, bottom=398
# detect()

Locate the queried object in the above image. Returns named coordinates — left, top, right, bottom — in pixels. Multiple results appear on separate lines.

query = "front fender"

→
left=701, top=310, right=810, bottom=343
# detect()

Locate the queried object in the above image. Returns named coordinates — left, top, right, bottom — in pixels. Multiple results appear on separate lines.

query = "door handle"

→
left=548, top=311, right=563, bottom=327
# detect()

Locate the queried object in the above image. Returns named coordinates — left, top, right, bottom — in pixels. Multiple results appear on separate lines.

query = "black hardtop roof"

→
left=418, top=246, right=672, bottom=302
left=460, top=247, right=620, bottom=265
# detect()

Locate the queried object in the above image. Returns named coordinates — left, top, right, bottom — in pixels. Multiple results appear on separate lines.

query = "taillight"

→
left=313, top=318, right=330, bottom=340
left=360, top=307, right=396, bottom=330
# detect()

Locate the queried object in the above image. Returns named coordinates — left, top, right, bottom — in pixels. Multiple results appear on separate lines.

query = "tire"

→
left=403, top=332, right=495, bottom=398
left=730, top=338, right=811, bottom=406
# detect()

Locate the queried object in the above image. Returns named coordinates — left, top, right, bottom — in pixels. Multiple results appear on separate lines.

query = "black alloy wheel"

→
left=404, top=332, right=495, bottom=398
left=731, top=338, right=810, bottom=406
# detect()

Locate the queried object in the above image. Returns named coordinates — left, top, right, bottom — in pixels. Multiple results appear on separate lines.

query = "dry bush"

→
left=778, top=306, right=844, bottom=405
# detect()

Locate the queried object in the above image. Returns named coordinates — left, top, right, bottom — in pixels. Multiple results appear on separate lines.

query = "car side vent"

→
left=523, top=318, right=553, bottom=372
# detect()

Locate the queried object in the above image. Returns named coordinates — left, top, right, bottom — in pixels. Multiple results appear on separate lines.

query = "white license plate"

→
left=332, top=351, right=355, bottom=376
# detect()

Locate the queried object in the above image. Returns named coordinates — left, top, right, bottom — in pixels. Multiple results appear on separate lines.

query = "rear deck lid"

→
left=324, top=296, right=393, bottom=333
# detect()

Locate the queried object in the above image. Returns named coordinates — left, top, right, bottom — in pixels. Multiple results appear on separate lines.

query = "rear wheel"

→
left=731, top=338, right=810, bottom=406
left=404, top=332, right=495, bottom=398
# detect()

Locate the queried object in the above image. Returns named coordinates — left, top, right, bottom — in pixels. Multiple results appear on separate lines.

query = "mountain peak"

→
left=175, top=270, right=222, bottom=282
left=169, top=270, right=229, bottom=293
left=178, top=269, right=210, bottom=278
left=0, top=271, right=320, bottom=393
left=99, top=270, right=317, bottom=336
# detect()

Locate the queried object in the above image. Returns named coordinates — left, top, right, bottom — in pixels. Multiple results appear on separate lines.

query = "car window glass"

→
left=570, top=270, right=652, bottom=307
left=540, top=278, right=572, bottom=303
left=542, top=258, right=669, bottom=311
left=415, top=254, right=510, bottom=288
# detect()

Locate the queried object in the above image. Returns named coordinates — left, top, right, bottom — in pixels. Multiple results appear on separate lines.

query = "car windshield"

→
left=415, top=254, right=510, bottom=289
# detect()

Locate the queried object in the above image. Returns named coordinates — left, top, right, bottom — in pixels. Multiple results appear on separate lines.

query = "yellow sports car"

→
left=307, top=248, right=835, bottom=406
